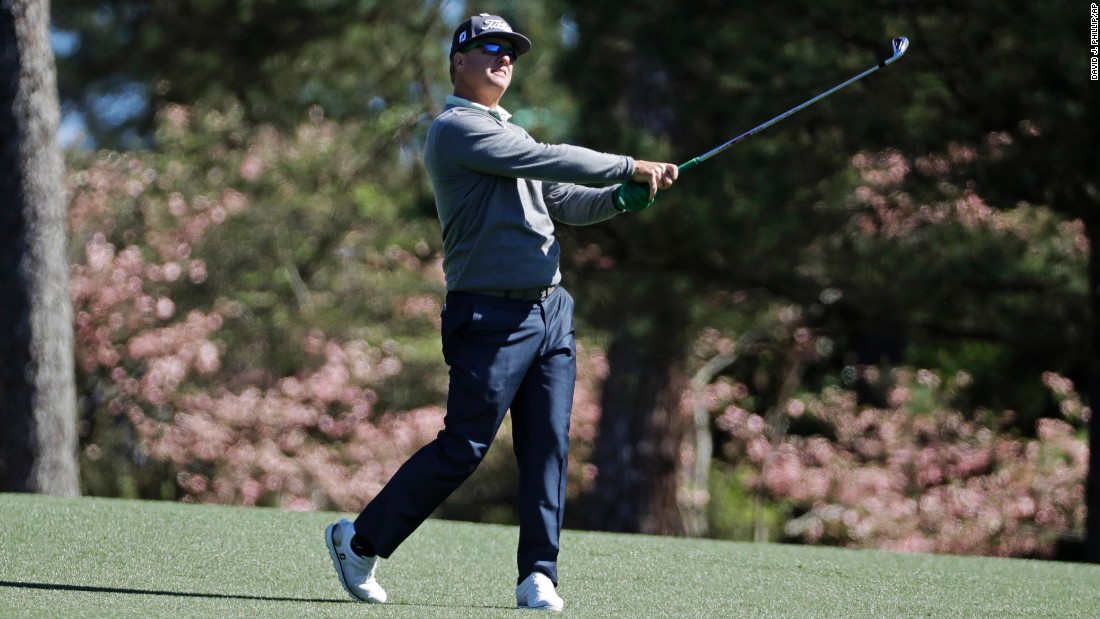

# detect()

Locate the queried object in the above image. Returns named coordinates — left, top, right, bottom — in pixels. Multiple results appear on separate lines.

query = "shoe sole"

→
left=325, top=522, right=382, bottom=604
left=517, top=604, right=564, bottom=612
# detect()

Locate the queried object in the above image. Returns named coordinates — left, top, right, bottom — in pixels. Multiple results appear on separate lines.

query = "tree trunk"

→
left=0, top=0, right=79, bottom=496
left=587, top=283, right=690, bottom=534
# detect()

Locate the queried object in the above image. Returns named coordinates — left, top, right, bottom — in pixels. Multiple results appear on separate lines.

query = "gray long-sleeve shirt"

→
left=423, top=97, right=635, bottom=292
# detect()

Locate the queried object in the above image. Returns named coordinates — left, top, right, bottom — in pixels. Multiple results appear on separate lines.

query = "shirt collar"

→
left=446, top=94, right=511, bottom=122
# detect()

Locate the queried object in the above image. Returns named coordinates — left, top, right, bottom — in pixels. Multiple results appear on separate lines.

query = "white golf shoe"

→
left=516, top=572, right=564, bottom=612
left=324, top=519, right=387, bottom=603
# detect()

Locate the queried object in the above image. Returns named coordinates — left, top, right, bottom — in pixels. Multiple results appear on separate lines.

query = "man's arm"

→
left=438, top=110, right=634, bottom=184
left=541, top=183, right=619, bottom=225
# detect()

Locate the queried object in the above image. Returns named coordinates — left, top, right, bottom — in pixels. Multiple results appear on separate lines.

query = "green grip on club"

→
left=678, top=158, right=701, bottom=172
left=615, top=181, right=654, bottom=212
left=618, top=158, right=697, bottom=208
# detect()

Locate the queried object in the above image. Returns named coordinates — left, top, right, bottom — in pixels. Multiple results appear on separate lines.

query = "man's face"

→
left=455, top=37, right=516, bottom=99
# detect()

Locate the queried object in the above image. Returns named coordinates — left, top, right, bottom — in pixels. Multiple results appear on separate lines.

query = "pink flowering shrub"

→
left=704, top=368, right=1087, bottom=558
left=848, top=143, right=1088, bottom=254
left=71, top=197, right=440, bottom=510
left=138, top=338, right=444, bottom=511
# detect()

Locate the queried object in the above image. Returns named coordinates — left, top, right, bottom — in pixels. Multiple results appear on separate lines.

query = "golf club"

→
left=678, top=37, right=910, bottom=172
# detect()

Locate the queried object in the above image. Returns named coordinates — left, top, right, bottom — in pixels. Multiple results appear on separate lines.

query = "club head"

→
left=891, top=37, right=909, bottom=59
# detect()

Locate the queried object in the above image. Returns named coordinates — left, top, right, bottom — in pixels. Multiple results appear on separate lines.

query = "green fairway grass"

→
left=0, top=494, right=1097, bottom=618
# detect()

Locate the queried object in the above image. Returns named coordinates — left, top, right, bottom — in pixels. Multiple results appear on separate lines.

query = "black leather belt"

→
left=476, top=285, right=557, bottom=301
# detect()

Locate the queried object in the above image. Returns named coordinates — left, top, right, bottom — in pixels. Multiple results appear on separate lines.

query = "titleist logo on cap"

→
left=482, top=18, right=512, bottom=31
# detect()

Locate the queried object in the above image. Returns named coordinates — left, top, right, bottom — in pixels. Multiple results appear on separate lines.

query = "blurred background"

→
left=8, top=0, right=1095, bottom=561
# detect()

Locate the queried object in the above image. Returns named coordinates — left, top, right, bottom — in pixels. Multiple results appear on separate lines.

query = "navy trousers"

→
left=354, top=286, right=576, bottom=584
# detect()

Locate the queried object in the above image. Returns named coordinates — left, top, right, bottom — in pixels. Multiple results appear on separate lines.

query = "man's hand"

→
left=632, top=160, right=679, bottom=199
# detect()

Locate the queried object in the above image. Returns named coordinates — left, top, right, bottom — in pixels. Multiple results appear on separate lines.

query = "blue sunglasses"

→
left=465, top=42, right=518, bottom=61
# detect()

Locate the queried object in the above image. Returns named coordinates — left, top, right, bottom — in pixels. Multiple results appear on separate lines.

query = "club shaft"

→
left=679, top=42, right=906, bottom=171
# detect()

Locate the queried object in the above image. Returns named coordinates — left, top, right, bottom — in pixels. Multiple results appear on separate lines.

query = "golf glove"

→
left=613, top=181, right=654, bottom=212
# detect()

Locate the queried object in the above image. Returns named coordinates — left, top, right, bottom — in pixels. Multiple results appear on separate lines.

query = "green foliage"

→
left=54, top=0, right=452, bottom=145
left=706, top=463, right=783, bottom=542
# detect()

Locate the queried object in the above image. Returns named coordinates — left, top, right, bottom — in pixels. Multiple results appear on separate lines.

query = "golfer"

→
left=325, top=13, right=677, bottom=611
